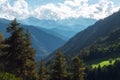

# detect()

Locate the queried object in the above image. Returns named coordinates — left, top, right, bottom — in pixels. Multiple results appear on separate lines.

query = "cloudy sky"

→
left=0, top=0, right=120, bottom=20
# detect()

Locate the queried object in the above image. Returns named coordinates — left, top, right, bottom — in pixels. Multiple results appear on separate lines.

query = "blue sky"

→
left=25, top=0, right=120, bottom=7
left=89, top=0, right=120, bottom=6
left=24, top=0, right=120, bottom=7
left=0, top=0, right=120, bottom=20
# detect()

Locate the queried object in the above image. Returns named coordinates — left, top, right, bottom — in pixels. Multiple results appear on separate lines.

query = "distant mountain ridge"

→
left=21, top=17, right=97, bottom=40
left=0, top=18, right=66, bottom=61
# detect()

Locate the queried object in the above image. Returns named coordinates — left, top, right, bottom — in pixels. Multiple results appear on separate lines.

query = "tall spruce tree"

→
left=6, top=19, right=37, bottom=80
left=72, top=56, right=85, bottom=80
left=19, top=30, right=37, bottom=80
left=50, top=50, right=68, bottom=80
left=39, top=61, right=47, bottom=80
left=5, top=18, right=21, bottom=73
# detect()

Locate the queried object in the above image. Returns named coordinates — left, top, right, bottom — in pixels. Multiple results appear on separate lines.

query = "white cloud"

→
left=32, top=0, right=88, bottom=20
left=32, top=0, right=120, bottom=20
left=0, top=0, right=29, bottom=20
left=64, top=0, right=88, bottom=7
left=86, top=0, right=120, bottom=19
left=0, top=0, right=119, bottom=20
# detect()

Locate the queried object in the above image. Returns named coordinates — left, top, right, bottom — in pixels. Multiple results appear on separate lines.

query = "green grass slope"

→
left=92, top=58, right=120, bottom=68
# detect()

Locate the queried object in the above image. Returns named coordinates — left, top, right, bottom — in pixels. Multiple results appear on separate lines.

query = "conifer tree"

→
left=72, top=56, right=85, bottom=80
left=39, top=61, right=47, bottom=80
left=5, top=18, right=21, bottom=73
left=19, top=30, right=37, bottom=80
left=50, top=50, right=68, bottom=80
left=6, top=19, right=37, bottom=80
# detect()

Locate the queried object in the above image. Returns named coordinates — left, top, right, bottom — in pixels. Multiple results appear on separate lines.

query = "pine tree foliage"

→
left=0, top=72, right=22, bottom=80
left=39, top=61, right=47, bottom=80
left=72, top=56, right=85, bottom=80
left=50, top=50, right=68, bottom=80
left=5, top=19, right=37, bottom=80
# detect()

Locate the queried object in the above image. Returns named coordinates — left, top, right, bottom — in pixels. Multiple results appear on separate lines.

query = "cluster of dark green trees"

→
left=0, top=19, right=85, bottom=80
left=85, top=59, right=120, bottom=80
left=39, top=51, right=85, bottom=80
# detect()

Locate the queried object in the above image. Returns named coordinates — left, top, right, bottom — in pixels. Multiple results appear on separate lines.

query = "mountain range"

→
left=21, top=17, right=96, bottom=40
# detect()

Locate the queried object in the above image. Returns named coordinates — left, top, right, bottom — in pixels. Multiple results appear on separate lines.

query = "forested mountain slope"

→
left=58, top=11, right=120, bottom=56
left=47, top=11, right=120, bottom=60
